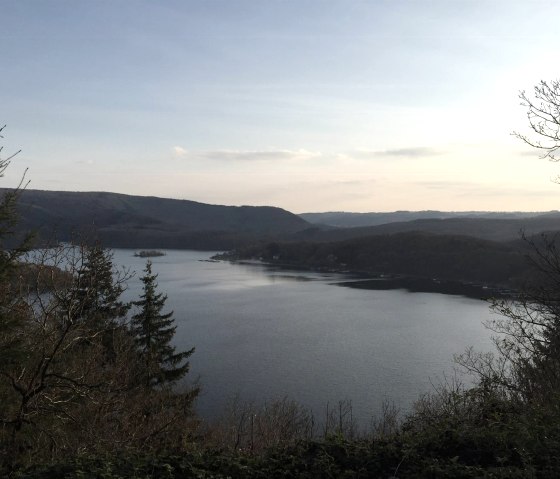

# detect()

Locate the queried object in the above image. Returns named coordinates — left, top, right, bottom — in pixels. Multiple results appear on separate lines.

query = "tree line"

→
left=227, top=231, right=532, bottom=288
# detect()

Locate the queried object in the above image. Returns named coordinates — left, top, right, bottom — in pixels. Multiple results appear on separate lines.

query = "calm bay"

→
left=113, top=248, right=496, bottom=426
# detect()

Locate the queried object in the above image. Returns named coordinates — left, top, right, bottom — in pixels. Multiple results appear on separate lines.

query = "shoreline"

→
left=216, top=256, right=515, bottom=300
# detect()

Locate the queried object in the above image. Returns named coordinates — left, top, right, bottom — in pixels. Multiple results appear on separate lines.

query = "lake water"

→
left=112, top=248, right=497, bottom=426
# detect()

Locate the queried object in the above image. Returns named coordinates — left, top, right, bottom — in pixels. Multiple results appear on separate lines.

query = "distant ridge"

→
left=8, top=189, right=311, bottom=250
left=9, top=189, right=560, bottom=250
left=288, top=213, right=560, bottom=243
left=299, top=210, right=556, bottom=228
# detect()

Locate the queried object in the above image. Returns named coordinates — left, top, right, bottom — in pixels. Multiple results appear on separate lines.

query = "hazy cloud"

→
left=518, top=148, right=547, bottom=157
left=180, top=149, right=321, bottom=162
left=351, top=147, right=443, bottom=159
left=417, top=180, right=474, bottom=190
left=462, top=188, right=558, bottom=198
left=328, top=179, right=375, bottom=187
left=173, top=146, right=188, bottom=157
left=415, top=180, right=558, bottom=198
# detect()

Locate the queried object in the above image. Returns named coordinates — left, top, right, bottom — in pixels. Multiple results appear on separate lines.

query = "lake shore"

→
left=215, top=255, right=515, bottom=300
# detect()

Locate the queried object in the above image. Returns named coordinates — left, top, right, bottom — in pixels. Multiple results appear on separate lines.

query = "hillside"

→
left=299, top=210, right=551, bottom=228
left=287, top=213, right=560, bottom=243
left=11, top=189, right=560, bottom=256
left=10, top=189, right=311, bottom=250
left=230, top=231, right=535, bottom=289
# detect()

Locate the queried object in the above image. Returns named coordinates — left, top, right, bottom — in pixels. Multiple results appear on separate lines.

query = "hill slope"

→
left=288, top=213, right=560, bottom=243
left=10, top=189, right=311, bottom=250
left=231, top=231, right=534, bottom=289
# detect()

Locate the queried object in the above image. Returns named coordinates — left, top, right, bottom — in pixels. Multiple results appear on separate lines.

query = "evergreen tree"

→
left=131, top=260, right=194, bottom=386
left=72, top=243, right=129, bottom=329
left=58, top=243, right=130, bottom=363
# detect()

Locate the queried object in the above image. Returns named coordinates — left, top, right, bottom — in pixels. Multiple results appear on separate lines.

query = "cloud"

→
left=328, top=179, right=375, bottom=187
left=178, top=148, right=321, bottom=162
left=350, top=147, right=443, bottom=159
left=518, top=148, right=547, bottom=157
left=461, top=187, right=558, bottom=198
left=416, top=180, right=474, bottom=190
left=173, top=146, right=188, bottom=157
left=414, top=180, right=558, bottom=198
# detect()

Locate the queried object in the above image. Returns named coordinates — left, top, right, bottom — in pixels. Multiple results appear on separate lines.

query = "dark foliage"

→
left=231, top=231, right=534, bottom=288
left=0, top=126, right=32, bottom=367
left=131, top=260, right=195, bottom=386
left=71, top=243, right=130, bottom=327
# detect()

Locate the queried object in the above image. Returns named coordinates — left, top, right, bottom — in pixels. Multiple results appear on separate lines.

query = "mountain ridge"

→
left=8, top=188, right=560, bottom=249
left=299, top=210, right=558, bottom=228
left=7, top=189, right=311, bottom=250
left=288, top=214, right=560, bottom=242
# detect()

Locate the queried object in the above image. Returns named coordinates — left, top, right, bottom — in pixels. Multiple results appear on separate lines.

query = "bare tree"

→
left=0, top=125, right=31, bottom=367
left=514, top=80, right=560, bottom=163
left=453, top=81, right=560, bottom=404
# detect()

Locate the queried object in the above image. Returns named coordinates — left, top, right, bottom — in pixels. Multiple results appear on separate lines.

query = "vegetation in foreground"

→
left=7, top=81, right=560, bottom=477
left=0, top=131, right=199, bottom=473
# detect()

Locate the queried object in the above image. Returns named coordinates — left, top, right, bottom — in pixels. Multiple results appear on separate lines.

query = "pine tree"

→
left=58, top=243, right=130, bottom=363
left=131, top=260, right=194, bottom=387
left=72, top=243, right=129, bottom=329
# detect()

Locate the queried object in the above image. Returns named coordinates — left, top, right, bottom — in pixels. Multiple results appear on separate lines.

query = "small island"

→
left=134, top=250, right=166, bottom=258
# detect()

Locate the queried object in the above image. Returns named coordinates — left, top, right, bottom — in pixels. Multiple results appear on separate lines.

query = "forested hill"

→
left=230, top=231, right=535, bottom=289
left=9, top=189, right=311, bottom=250
left=11, top=188, right=560, bottom=252
left=287, top=213, right=560, bottom=243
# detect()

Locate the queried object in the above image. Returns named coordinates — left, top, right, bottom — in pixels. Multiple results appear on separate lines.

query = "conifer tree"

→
left=57, top=243, right=130, bottom=364
left=71, top=243, right=129, bottom=329
left=131, top=260, right=194, bottom=386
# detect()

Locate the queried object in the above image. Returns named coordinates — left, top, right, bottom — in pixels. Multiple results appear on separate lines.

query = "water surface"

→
left=113, top=249, right=496, bottom=425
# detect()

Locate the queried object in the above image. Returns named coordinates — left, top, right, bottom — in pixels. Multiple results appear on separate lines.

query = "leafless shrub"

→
left=369, top=400, right=401, bottom=440
left=322, top=399, right=358, bottom=439
left=206, top=395, right=315, bottom=452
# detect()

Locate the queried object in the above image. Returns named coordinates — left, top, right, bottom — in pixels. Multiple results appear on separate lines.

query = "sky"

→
left=2, top=0, right=560, bottom=213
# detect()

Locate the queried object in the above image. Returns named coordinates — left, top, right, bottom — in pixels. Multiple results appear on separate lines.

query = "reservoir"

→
left=113, top=248, right=496, bottom=426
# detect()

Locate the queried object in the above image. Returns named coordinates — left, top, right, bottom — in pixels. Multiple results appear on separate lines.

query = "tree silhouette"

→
left=514, top=79, right=560, bottom=164
left=131, top=260, right=194, bottom=387
left=0, top=125, right=31, bottom=367
left=72, top=243, right=129, bottom=328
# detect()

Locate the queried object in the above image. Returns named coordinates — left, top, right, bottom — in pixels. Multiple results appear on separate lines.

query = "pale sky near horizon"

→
left=2, top=0, right=560, bottom=213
